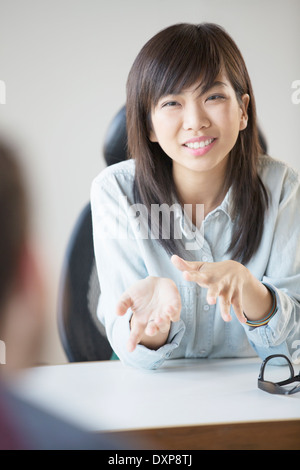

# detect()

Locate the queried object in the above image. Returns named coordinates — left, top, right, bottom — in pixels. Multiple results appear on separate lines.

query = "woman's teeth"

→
left=185, top=138, right=215, bottom=149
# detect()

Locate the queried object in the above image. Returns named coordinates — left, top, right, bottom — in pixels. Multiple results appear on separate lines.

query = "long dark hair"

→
left=126, top=23, right=268, bottom=264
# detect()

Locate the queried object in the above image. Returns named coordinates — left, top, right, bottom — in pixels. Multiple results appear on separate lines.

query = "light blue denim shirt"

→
left=91, top=155, right=300, bottom=369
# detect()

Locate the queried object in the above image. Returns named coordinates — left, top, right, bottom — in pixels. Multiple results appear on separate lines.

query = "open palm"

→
left=116, top=276, right=181, bottom=351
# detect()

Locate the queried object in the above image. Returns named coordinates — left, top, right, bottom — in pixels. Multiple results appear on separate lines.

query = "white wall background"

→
left=0, top=0, right=299, bottom=364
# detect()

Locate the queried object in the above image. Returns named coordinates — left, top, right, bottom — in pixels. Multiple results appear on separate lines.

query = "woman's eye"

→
left=206, top=94, right=226, bottom=102
left=162, top=101, right=180, bottom=108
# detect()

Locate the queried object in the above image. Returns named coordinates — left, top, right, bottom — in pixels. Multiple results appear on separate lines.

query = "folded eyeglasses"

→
left=258, top=354, right=300, bottom=395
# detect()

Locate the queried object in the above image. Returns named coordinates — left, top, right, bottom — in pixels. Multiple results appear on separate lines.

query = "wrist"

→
left=244, top=285, right=277, bottom=327
left=242, top=269, right=274, bottom=320
left=243, top=275, right=277, bottom=326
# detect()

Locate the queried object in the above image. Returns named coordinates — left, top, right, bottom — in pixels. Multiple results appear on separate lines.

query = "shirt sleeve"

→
left=243, top=167, right=300, bottom=364
left=90, top=171, right=185, bottom=369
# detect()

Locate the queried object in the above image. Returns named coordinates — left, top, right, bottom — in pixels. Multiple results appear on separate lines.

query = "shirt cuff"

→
left=243, top=282, right=289, bottom=349
left=110, top=312, right=186, bottom=370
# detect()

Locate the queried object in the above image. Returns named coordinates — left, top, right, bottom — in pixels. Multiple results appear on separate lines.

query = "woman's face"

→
left=149, top=73, right=249, bottom=176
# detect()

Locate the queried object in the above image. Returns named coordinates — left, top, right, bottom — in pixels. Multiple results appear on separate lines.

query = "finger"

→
left=231, top=293, right=247, bottom=324
left=165, top=302, right=181, bottom=322
left=127, top=320, right=145, bottom=352
left=206, top=292, right=218, bottom=305
left=154, top=316, right=172, bottom=333
left=145, top=316, right=171, bottom=336
left=206, top=285, right=220, bottom=305
left=171, top=254, right=204, bottom=272
left=219, top=294, right=232, bottom=322
left=145, top=319, right=160, bottom=336
left=145, top=307, right=177, bottom=336
left=182, top=270, right=209, bottom=287
left=116, top=292, right=134, bottom=316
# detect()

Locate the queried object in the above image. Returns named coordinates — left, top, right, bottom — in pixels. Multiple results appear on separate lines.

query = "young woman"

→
left=91, top=23, right=300, bottom=369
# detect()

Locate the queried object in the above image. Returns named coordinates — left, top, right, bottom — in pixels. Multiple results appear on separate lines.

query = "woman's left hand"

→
left=171, top=254, right=248, bottom=324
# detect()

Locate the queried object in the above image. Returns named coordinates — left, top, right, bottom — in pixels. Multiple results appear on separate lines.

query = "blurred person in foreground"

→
left=0, top=137, right=129, bottom=450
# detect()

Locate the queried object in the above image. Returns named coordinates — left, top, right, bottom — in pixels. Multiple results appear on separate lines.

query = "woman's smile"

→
left=182, top=136, right=217, bottom=156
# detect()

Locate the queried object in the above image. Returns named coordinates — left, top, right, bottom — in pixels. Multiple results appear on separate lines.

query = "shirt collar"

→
left=212, top=185, right=234, bottom=222
left=172, top=184, right=234, bottom=226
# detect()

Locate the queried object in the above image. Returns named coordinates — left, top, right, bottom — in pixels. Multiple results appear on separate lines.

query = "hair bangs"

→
left=146, top=25, right=223, bottom=107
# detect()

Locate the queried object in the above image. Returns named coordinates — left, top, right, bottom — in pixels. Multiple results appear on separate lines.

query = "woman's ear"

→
left=239, top=94, right=250, bottom=131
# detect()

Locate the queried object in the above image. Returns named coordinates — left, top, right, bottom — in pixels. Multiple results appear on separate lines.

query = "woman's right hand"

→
left=116, top=276, right=181, bottom=352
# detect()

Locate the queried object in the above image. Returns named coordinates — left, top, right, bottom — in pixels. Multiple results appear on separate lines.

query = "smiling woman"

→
left=91, top=23, right=300, bottom=370
left=126, top=23, right=267, bottom=264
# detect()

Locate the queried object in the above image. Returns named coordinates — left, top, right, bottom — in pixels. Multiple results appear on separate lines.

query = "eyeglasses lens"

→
left=263, top=356, right=292, bottom=383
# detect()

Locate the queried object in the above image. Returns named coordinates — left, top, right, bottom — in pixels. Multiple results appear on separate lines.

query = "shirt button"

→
left=202, top=255, right=208, bottom=262
left=200, top=350, right=207, bottom=355
left=203, top=305, right=210, bottom=311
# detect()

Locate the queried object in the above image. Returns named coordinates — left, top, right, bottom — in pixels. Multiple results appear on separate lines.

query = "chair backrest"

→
left=57, top=203, right=113, bottom=362
left=57, top=107, right=128, bottom=362
left=103, top=105, right=127, bottom=166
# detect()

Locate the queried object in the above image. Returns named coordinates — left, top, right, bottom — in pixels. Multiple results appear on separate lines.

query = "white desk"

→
left=11, top=358, right=300, bottom=450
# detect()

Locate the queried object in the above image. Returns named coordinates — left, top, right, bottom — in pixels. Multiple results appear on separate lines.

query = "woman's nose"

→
left=182, top=104, right=210, bottom=131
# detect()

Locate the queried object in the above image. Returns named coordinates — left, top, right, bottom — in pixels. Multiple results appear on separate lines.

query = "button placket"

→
left=195, top=289, right=213, bottom=357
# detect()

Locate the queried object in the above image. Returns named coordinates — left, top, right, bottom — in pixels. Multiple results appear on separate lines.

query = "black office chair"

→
left=57, top=105, right=268, bottom=362
left=57, top=107, right=127, bottom=362
left=103, top=105, right=127, bottom=166
left=57, top=203, right=113, bottom=361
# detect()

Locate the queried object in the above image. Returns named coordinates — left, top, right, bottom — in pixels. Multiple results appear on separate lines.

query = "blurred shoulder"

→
left=258, top=154, right=300, bottom=187
left=92, top=159, right=135, bottom=188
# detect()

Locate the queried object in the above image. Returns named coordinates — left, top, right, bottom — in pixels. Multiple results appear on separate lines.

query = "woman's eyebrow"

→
left=198, top=80, right=228, bottom=95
